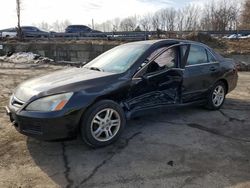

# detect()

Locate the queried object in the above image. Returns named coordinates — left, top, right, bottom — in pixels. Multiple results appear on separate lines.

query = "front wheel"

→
left=206, top=81, right=226, bottom=110
left=80, top=100, right=126, bottom=148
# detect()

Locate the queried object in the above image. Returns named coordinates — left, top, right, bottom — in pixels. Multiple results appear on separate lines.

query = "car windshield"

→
left=84, top=44, right=150, bottom=73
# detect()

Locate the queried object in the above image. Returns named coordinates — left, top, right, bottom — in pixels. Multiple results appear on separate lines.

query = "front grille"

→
left=11, top=96, right=25, bottom=108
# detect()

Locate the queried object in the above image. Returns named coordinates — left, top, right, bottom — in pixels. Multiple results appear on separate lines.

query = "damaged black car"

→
left=5, top=39, right=238, bottom=147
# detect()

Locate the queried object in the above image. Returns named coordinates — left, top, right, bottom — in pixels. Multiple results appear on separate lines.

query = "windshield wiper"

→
left=89, top=67, right=104, bottom=72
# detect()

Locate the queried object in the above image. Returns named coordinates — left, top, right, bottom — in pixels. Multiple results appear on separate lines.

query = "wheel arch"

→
left=77, top=93, right=127, bottom=126
left=215, top=79, right=229, bottom=94
left=93, top=94, right=127, bottom=111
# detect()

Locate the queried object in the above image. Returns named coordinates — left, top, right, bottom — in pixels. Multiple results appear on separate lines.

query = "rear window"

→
left=186, top=45, right=208, bottom=66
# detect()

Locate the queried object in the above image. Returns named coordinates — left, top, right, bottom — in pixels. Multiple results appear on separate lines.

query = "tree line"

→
left=18, top=0, right=250, bottom=33
left=94, top=0, right=249, bottom=32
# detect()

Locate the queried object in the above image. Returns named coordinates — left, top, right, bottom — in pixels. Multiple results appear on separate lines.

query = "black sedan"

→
left=65, top=25, right=93, bottom=33
left=21, top=26, right=49, bottom=38
left=65, top=25, right=104, bottom=37
left=5, top=39, right=238, bottom=147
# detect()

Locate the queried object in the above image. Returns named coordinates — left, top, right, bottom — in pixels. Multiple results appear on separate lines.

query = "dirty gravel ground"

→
left=0, top=61, right=249, bottom=188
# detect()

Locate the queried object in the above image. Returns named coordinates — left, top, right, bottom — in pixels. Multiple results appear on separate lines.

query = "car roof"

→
left=0, top=28, right=16, bottom=32
left=21, top=26, right=37, bottom=28
left=124, top=39, right=207, bottom=47
left=67, top=25, right=89, bottom=27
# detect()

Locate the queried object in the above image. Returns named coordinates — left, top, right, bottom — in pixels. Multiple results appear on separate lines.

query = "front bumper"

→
left=5, top=105, right=83, bottom=140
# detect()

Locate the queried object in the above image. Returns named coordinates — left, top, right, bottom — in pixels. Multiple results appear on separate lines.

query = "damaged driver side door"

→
left=126, top=44, right=189, bottom=112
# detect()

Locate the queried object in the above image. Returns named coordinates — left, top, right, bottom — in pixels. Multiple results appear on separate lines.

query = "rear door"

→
left=182, top=44, right=220, bottom=103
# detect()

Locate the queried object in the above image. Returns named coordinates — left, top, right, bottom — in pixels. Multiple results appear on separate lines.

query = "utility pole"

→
left=16, top=0, right=22, bottom=40
left=92, top=19, right=94, bottom=30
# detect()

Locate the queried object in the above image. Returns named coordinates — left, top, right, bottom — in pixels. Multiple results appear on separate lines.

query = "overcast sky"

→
left=0, top=0, right=208, bottom=29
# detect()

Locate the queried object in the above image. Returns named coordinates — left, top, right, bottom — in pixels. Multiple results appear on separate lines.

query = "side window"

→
left=148, top=47, right=167, bottom=61
left=207, top=50, right=216, bottom=62
left=146, top=47, right=177, bottom=74
left=186, top=45, right=208, bottom=66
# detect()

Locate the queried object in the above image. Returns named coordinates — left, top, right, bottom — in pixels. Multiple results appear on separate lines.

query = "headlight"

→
left=25, top=92, right=73, bottom=112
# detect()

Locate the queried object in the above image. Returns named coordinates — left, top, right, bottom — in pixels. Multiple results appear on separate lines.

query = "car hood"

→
left=14, top=67, right=117, bottom=102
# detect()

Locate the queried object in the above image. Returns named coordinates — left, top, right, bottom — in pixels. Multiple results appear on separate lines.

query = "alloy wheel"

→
left=90, top=108, right=121, bottom=142
left=212, top=85, right=225, bottom=107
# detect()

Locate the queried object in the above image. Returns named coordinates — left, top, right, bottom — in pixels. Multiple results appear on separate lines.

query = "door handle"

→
left=209, top=66, right=217, bottom=71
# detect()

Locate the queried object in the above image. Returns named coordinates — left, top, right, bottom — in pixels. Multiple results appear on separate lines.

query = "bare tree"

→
left=158, top=10, right=166, bottom=30
left=112, top=18, right=121, bottom=31
left=51, top=20, right=71, bottom=32
left=201, top=0, right=240, bottom=31
left=93, top=23, right=103, bottom=32
left=62, top=20, right=71, bottom=31
left=87, top=0, right=243, bottom=33
left=95, top=18, right=121, bottom=32
left=228, top=4, right=240, bottom=30
left=101, top=20, right=113, bottom=32
left=51, top=21, right=60, bottom=32
left=241, top=0, right=250, bottom=29
left=160, top=8, right=177, bottom=31
left=182, top=4, right=200, bottom=31
left=16, top=0, right=22, bottom=40
left=151, top=11, right=161, bottom=31
left=176, top=8, right=185, bottom=31
left=38, top=22, right=51, bottom=32
left=120, top=16, right=137, bottom=31
left=139, top=14, right=152, bottom=31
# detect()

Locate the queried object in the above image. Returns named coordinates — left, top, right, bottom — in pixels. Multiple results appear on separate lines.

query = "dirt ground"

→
left=0, top=62, right=249, bottom=188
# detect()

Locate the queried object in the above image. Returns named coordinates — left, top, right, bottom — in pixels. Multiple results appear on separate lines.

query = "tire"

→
left=80, top=100, right=126, bottom=148
left=206, top=81, right=226, bottom=110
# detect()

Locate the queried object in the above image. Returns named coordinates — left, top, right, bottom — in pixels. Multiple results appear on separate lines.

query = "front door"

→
left=126, top=44, right=187, bottom=112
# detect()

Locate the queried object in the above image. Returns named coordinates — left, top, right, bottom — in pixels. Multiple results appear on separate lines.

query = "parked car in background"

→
left=223, top=34, right=242, bottom=39
left=21, top=26, right=49, bottom=38
left=65, top=25, right=104, bottom=37
left=5, top=39, right=238, bottom=148
left=223, top=34, right=250, bottom=40
left=0, top=28, right=17, bottom=38
left=65, top=25, right=92, bottom=33
left=239, top=34, right=250, bottom=39
left=65, top=25, right=102, bottom=33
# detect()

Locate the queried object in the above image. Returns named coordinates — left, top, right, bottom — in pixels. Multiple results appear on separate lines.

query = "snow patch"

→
left=0, top=52, right=54, bottom=64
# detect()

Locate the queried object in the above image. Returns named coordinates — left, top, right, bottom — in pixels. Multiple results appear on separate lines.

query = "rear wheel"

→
left=80, top=100, right=126, bottom=148
left=206, top=81, right=226, bottom=110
